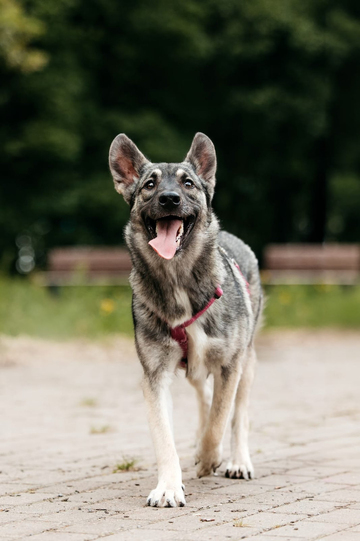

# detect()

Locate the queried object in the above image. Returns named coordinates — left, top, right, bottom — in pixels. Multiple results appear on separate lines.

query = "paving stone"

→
left=34, top=509, right=104, bottom=526
left=211, top=482, right=274, bottom=497
left=269, top=499, right=342, bottom=516
left=286, top=466, right=349, bottom=478
left=1, top=331, right=360, bottom=540
left=22, top=533, right=95, bottom=541
left=88, top=500, right=190, bottom=521
left=260, top=520, right=346, bottom=539
left=61, top=517, right=126, bottom=536
left=306, top=507, right=360, bottom=525
left=104, top=529, right=185, bottom=541
left=238, top=511, right=307, bottom=533
left=320, top=532, right=360, bottom=541
left=218, top=501, right=273, bottom=515
left=242, top=489, right=309, bottom=508
left=246, top=532, right=309, bottom=541
left=0, top=484, right=34, bottom=497
left=145, top=512, right=225, bottom=531
left=246, top=537, right=308, bottom=541
left=250, top=474, right=315, bottom=487
left=0, top=493, right=50, bottom=506
left=7, top=499, right=75, bottom=515
left=0, top=520, right=57, bottom=538
left=313, top=488, right=360, bottom=503
left=322, top=472, right=360, bottom=486
left=182, top=522, right=256, bottom=539
left=286, top=480, right=345, bottom=497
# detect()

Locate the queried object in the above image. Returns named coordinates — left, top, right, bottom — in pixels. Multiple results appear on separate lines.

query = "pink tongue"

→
left=149, top=219, right=182, bottom=260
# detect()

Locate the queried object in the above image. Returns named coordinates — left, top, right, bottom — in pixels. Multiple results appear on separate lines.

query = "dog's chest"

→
left=170, top=288, right=193, bottom=326
left=170, top=288, right=214, bottom=374
left=186, top=321, right=210, bottom=362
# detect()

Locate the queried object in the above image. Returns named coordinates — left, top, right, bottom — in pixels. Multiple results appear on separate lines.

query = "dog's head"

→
left=109, top=133, right=217, bottom=260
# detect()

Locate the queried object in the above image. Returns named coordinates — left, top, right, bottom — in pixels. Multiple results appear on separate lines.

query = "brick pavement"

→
left=0, top=330, right=359, bottom=540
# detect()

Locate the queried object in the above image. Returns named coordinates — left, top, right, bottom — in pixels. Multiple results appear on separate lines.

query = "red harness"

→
left=170, top=285, right=223, bottom=367
left=170, top=261, right=250, bottom=367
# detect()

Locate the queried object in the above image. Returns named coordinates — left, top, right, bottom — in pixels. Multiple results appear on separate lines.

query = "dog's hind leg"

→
left=195, top=362, right=242, bottom=478
left=226, top=345, right=256, bottom=480
left=142, top=372, right=186, bottom=507
left=187, top=373, right=213, bottom=441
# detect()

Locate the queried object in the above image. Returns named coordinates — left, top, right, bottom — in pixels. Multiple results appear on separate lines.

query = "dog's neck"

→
left=126, top=213, right=225, bottom=324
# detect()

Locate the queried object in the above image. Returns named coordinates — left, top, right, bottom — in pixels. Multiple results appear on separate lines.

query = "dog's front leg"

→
left=195, top=364, right=242, bottom=478
left=142, top=374, right=186, bottom=507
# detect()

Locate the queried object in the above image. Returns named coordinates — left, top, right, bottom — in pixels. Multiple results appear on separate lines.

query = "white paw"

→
left=195, top=445, right=222, bottom=478
left=225, top=458, right=254, bottom=480
left=146, top=482, right=186, bottom=507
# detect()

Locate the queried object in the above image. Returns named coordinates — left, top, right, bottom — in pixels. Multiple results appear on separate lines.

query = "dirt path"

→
left=0, top=330, right=360, bottom=540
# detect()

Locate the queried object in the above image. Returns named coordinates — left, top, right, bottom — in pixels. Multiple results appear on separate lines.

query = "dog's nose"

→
left=159, top=192, right=181, bottom=208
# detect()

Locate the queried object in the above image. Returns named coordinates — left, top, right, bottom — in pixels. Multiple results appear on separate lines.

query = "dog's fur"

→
left=109, top=132, right=263, bottom=507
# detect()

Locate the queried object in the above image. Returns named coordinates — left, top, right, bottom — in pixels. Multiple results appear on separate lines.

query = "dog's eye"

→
left=184, top=178, right=194, bottom=189
left=144, top=180, right=155, bottom=190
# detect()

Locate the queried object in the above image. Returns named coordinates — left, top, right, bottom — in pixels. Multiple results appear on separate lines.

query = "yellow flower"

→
left=100, top=298, right=115, bottom=314
left=278, top=291, right=291, bottom=305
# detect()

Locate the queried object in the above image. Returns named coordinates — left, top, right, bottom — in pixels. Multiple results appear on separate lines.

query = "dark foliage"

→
left=1, top=0, right=360, bottom=271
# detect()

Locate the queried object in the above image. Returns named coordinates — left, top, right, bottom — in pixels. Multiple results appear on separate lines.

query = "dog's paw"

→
left=146, top=483, right=186, bottom=507
left=225, top=459, right=254, bottom=480
left=195, top=446, right=222, bottom=478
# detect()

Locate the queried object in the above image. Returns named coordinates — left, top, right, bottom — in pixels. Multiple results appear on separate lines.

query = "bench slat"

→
left=264, top=244, right=360, bottom=271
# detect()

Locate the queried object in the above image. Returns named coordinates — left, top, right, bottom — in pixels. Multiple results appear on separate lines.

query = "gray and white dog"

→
left=109, top=132, right=263, bottom=508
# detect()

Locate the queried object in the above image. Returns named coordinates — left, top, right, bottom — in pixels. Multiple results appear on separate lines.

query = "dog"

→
left=109, top=132, right=263, bottom=507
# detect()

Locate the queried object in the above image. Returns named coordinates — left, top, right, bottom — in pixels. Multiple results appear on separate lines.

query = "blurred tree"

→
left=0, top=0, right=47, bottom=72
left=1, top=0, right=360, bottom=272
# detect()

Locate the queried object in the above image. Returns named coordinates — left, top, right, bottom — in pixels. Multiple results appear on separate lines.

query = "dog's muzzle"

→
left=145, top=214, right=196, bottom=260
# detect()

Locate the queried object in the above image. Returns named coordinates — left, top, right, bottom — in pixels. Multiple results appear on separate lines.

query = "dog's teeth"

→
left=176, top=222, right=184, bottom=243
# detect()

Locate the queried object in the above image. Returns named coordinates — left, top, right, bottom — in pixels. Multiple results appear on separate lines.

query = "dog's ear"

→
left=109, top=134, right=150, bottom=204
left=185, top=132, right=217, bottom=196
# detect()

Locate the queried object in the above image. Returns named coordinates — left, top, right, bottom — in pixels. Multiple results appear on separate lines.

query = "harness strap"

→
left=233, top=261, right=251, bottom=297
left=170, top=286, right=223, bottom=362
left=218, top=246, right=251, bottom=297
left=170, top=250, right=251, bottom=367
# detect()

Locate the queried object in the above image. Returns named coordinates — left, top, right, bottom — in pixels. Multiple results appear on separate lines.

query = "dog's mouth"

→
left=145, top=215, right=196, bottom=260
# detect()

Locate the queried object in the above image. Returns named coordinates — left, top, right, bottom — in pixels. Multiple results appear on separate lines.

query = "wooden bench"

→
left=37, top=247, right=132, bottom=286
left=37, top=243, right=360, bottom=286
left=262, top=244, right=360, bottom=285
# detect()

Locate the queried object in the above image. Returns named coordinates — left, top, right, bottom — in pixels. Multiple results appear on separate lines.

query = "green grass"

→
left=80, top=397, right=98, bottom=407
left=264, top=284, right=360, bottom=329
left=113, top=457, right=138, bottom=472
left=0, top=277, right=359, bottom=339
left=0, top=276, right=133, bottom=339
left=90, top=425, right=112, bottom=434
